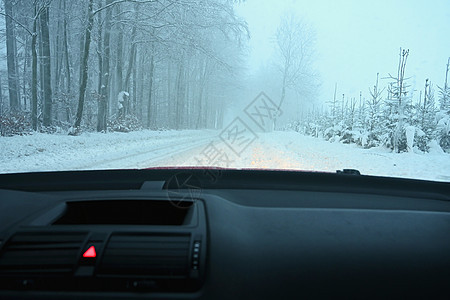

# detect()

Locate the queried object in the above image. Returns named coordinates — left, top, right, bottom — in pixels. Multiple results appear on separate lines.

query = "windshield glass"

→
left=0, top=0, right=449, bottom=182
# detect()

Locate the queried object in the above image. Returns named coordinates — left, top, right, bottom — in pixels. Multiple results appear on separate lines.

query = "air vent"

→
left=0, top=232, right=87, bottom=275
left=99, top=233, right=190, bottom=278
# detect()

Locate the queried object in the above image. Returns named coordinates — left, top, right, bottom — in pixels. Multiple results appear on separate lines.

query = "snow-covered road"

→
left=0, top=130, right=217, bottom=174
left=1, top=130, right=449, bottom=182
left=154, top=131, right=450, bottom=182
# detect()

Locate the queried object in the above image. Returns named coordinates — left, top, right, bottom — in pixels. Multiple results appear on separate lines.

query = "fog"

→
left=0, top=0, right=449, bottom=135
left=235, top=0, right=450, bottom=115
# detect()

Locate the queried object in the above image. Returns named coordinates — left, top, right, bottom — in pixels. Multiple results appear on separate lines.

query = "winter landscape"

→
left=0, top=0, right=449, bottom=182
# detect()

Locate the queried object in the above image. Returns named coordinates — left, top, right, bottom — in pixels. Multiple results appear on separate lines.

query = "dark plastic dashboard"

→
left=0, top=169, right=449, bottom=299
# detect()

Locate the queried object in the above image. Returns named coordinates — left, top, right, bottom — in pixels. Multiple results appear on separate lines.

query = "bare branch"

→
left=0, top=11, right=33, bottom=36
left=93, top=0, right=157, bottom=15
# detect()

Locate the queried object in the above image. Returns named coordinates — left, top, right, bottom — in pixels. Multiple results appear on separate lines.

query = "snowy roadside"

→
left=154, top=131, right=450, bottom=182
left=0, top=130, right=217, bottom=174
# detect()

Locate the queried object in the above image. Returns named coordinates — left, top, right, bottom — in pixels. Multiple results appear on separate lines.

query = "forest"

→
left=0, top=0, right=248, bottom=135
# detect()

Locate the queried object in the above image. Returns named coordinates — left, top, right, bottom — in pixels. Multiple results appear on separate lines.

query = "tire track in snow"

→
left=77, top=134, right=215, bottom=170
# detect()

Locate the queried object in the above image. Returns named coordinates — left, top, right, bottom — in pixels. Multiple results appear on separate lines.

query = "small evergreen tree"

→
left=437, top=58, right=450, bottom=152
left=415, top=79, right=437, bottom=151
left=385, top=48, right=411, bottom=153
left=365, top=73, right=385, bottom=148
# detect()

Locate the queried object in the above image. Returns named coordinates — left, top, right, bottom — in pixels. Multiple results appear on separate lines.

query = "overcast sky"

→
left=235, top=0, right=450, bottom=104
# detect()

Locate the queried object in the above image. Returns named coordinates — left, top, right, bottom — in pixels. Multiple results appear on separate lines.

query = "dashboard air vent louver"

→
left=0, top=232, right=86, bottom=275
left=99, top=233, right=190, bottom=278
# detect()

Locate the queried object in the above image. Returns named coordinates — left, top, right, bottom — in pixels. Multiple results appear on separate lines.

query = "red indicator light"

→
left=83, top=246, right=96, bottom=258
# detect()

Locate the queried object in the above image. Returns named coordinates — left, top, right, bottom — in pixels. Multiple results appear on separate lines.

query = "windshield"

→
left=0, top=0, right=449, bottom=182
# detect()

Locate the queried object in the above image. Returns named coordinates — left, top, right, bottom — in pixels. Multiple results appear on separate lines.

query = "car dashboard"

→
left=0, top=169, right=449, bottom=299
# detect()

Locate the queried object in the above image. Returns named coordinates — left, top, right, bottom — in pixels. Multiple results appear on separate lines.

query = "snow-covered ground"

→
left=1, top=129, right=449, bottom=182
left=155, top=131, right=450, bottom=182
left=0, top=130, right=217, bottom=174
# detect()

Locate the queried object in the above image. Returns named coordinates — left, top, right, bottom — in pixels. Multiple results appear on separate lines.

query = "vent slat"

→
left=101, top=263, right=187, bottom=269
left=100, top=266, right=186, bottom=275
left=0, top=256, right=78, bottom=266
left=8, top=243, right=82, bottom=250
left=108, top=242, right=189, bottom=249
left=10, top=234, right=86, bottom=243
left=109, top=235, right=190, bottom=243
left=0, top=268, right=73, bottom=274
left=0, top=232, right=86, bottom=276
left=102, top=257, right=187, bottom=264
left=106, top=249, right=188, bottom=256
left=99, top=234, right=190, bottom=277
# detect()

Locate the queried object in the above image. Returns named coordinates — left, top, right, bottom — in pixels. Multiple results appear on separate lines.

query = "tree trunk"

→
left=31, top=7, right=38, bottom=131
left=442, top=58, right=449, bottom=110
left=124, top=16, right=137, bottom=115
left=115, top=7, right=123, bottom=114
left=73, top=0, right=94, bottom=130
left=4, top=0, right=20, bottom=111
left=96, top=6, right=103, bottom=95
left=204, top=87, right=209, bottom=128
left=0, top=74, right=3, bottom=116
left=63, top=0, right=71, bottom=122
left=132, top=51, right=137, bottom=115
left=13, top=21, right=20, bottom=109
left=63, top=4, right=71, bottom=93
left=97, top=0, right=112, bottom=132
left=196, top=59, right=208, bottom=129
left=54, top=0, right=63, bottom=100
left=147, top=50, right=155, bottom=128
left=137, top=52, right=144, bottom=121
left=167, top=62, right=172, bottom=128
left=175, top=63, right=183, bottom=129
left=22, top=37, right=29, bottom=111
left=40, top=6, right=52, bottom=126
left=274, top=68, right=288, bottom=131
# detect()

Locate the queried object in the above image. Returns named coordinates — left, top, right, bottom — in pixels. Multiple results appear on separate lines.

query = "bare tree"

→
left=3, top=0, right=20, bottom=111
left=386, top=48, right=410, bottom=153
left=31, top=5, right=39, bottom=130
left=97, top=0, right=113, bottom=132
left=73, top=0, right=94, bottom=132
left=147, top=44, right=155, bottom=128
left=39, top=5, right=52, bottom=126
left=274, top=13, right=316, bottom=125
left=438, top=57, right=450, bottom=112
